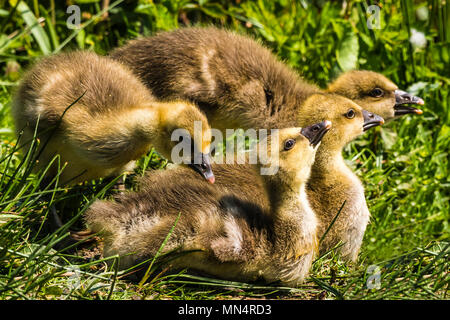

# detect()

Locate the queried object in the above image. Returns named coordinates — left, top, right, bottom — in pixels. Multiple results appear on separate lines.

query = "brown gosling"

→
left=110, top=26, right=423, bottom=130
left=327, top=70, right=424, bottom=120
left=84, top=121, right=332, bottom=286
left=182, top=93, right=385, bottom=262
left=11, top=51, right=214, bottom=185
left=297, top=94, right=384, bottom=261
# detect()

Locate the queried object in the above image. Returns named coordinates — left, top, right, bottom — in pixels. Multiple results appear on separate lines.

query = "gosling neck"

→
left=311, top=142, right=346, bottom=178
left=264, top=173, right=316, bottom=256
left=263, top=172, right=309, bottom=220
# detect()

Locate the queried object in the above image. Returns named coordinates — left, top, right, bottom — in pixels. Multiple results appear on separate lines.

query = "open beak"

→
left=301, top=120, right=332, bottom=147
left=189, top=153, right=215, bottom=183
left=363, top=110, right=384, bottom=131
left=394, top=89, right=424, bottom=116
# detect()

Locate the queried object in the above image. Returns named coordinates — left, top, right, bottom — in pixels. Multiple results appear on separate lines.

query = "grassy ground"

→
left=0, top=0, right=448, bottom=300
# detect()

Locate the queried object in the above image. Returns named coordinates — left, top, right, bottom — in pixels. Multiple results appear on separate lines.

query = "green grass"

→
left=0, top=0, right=448, bottom=300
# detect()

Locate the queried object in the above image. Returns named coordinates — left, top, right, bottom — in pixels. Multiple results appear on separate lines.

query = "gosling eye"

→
left=345, top=109, right=355, bottom=119
left=284, top=139, right=296, bottom=151
left=369, top=87, right=384, bottom=98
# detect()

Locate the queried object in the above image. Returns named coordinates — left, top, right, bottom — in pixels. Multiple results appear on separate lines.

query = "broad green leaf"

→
left=380, top=127, right=398, bottom=150
left=336, top=26, right=359, bottom=72
left=17, top=1, right=51, bottom=55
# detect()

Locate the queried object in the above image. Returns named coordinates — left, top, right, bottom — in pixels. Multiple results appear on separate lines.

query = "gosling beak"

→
left=189, top=153, right=215, bottom=183
left=301, top=120, right=332, bottom=147
left=394, top=89, right=424, bottom=116
left=363, top=110, right=384, bottom=131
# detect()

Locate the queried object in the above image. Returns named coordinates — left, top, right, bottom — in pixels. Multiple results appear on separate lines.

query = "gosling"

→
left=110, top=26, right=423, bottom=130
left=327, top=70, right=424, bottom=120
left=12, top=51, right=214, bottom=185
left=182, top=94, right=385, bottom=262
left=85, top=121, right=332, bottom=286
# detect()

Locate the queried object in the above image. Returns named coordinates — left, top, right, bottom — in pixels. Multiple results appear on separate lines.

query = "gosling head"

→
left=327, top=70, right=424, bottom=121
left=259, top=121, right=332, bottom=188
left=297, top=93, right=384, bottom=152
left=158, top=101, right=215, bottom=183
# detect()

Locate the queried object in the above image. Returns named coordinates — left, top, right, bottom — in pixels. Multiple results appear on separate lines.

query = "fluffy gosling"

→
left=110, top=26, right=423, bottom=130
left=85, top=121, right=332, bottom=286
left=12, top=51, right=214, bottom=185
left=327, top=70, right=424, bottom=120
left=183, top=94, right=385, bottom=262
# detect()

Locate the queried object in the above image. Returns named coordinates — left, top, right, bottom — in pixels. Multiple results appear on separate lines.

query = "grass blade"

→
left=138, top=212, right=182, bottom=287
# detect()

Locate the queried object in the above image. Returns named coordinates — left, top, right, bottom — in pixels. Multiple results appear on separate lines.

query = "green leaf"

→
left=17, top=1, right=51, bottom=55
left=200, top=3, right=227, bottom=19
left=359, top=32, right=374, bottom=48
left=336, top=26, right=359, bottom=72
left=380, top=127, right=398, bottom=150
left=76, top=28, right=86, bottom=49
